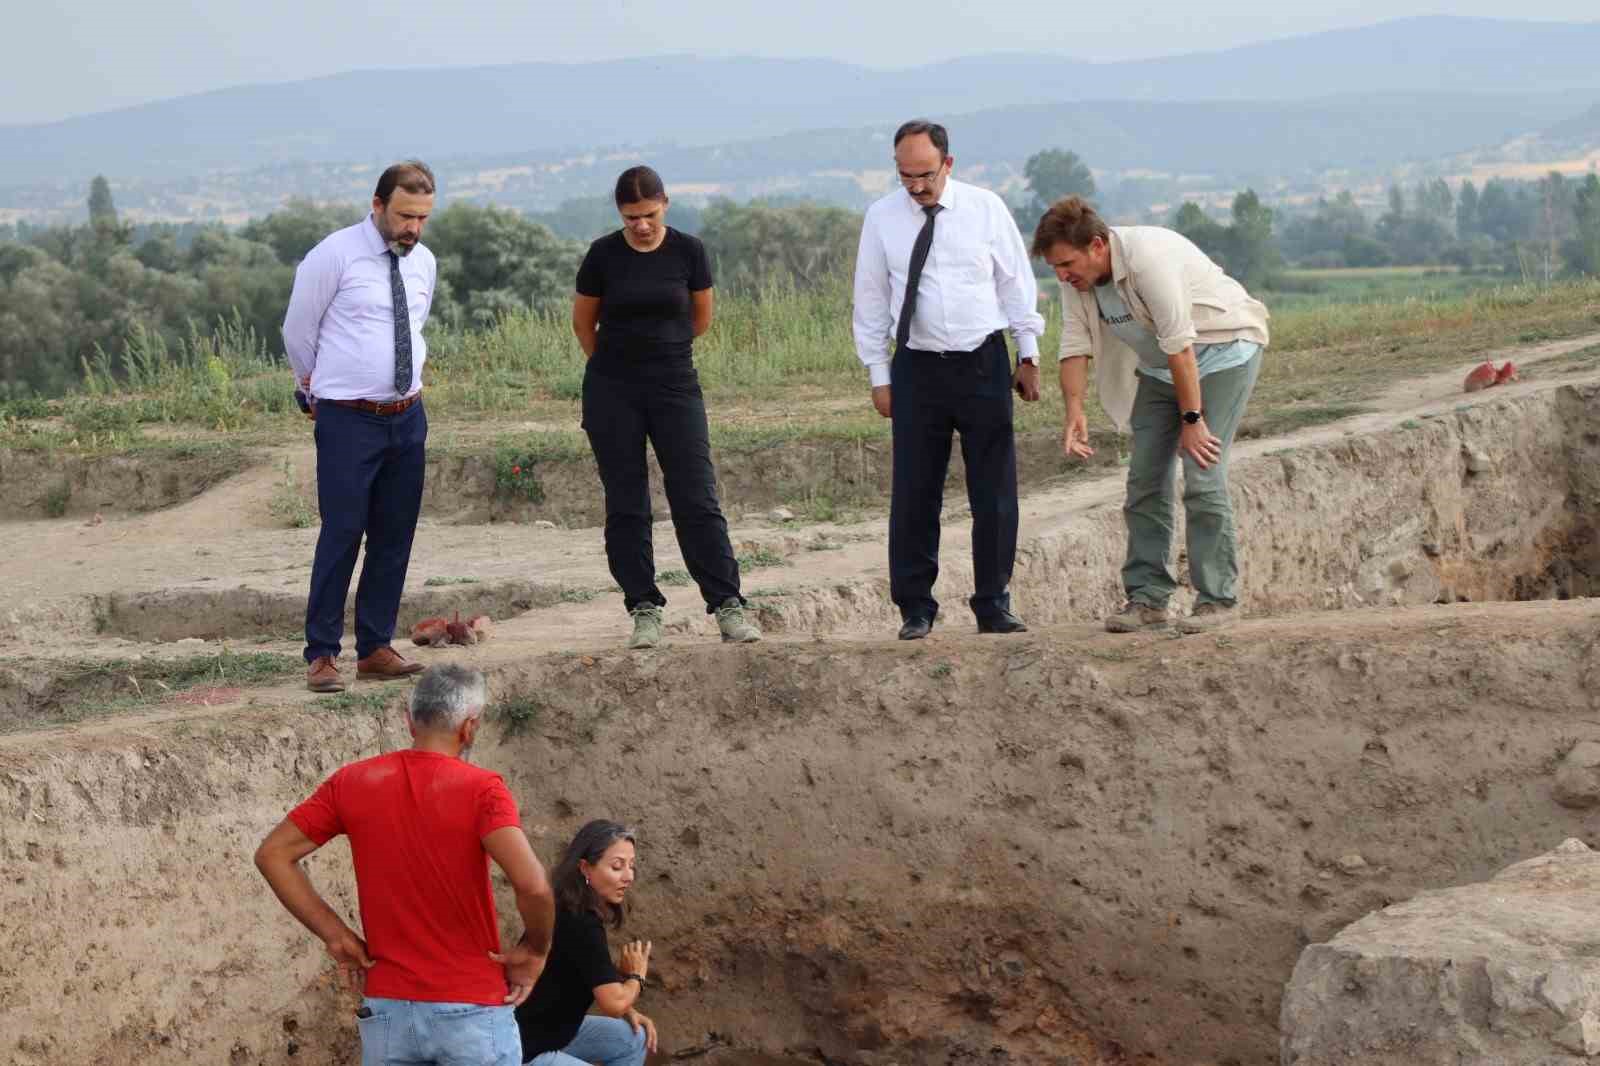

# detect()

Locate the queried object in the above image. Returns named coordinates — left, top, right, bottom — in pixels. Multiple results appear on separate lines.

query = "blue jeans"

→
left=524, top=1015, right=647, bottom=1066
left=357, top=997, right=520, bottom=1066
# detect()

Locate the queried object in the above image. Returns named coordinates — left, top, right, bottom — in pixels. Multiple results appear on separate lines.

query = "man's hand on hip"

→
left=489, top=937, right=550, bottom=1006
left=1013, top=362, right=1041, bottom=402
left=324, top=929, right=375, bottom=992
left=871, top=385, right=892, bottom=419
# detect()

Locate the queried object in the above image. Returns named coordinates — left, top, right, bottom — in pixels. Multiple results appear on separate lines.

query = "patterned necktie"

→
left=895, top=203, right=944, bottom=352
left=387, top=250, right=413, bottom=398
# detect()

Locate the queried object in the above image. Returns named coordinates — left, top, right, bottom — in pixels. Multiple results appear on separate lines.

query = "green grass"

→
left=657, top=569, right=692, bottom=587
left=5, top=649, right=306, bottom=732
left=556, top=584, right=602, bottom=603
left=318, top=690, right=394, bottom=715
left=492, top=695, right=543, bottom=738
left=424, top=576, right=481, bottom=587
left=5, top=271, right=1598, bottom=472
left=267, top=459, right=315, bottom=528
left=736, top=546, right=789, bottom=571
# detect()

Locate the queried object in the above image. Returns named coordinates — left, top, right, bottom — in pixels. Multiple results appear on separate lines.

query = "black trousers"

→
left=582, top=365, right=742, bottom=613
left=889, top=331, right=1019, bottom=622
left=304, top=399, right=427, bottom=662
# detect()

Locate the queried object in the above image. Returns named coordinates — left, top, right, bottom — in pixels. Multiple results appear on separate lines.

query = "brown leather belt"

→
left=324, top=392, right=422, bottom=416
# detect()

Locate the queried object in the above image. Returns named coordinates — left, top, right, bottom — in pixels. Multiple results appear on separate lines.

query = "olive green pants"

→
left=1122, top=351, right=1262, bottom=608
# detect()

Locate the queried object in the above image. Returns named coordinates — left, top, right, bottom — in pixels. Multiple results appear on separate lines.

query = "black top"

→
left=514, top=906, right=623, bottom=1056
left=576, top=227, right=713, bottom=378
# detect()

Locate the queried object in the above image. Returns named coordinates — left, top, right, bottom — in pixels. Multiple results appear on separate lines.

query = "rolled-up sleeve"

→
left=991, top=204, right=1044, bottom=361
left=282, top=247, right=339, bottom=383
left=1129, top=249, right=1197, bottom=355
left=1058, top=285, right=1094, bottom=361
left=851, top=210, right=894, bottom=387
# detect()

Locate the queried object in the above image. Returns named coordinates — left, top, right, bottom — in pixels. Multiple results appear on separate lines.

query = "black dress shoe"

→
left=976, top=610, right=1028, bottom=634
left=898, top=616, right=934, bottom=641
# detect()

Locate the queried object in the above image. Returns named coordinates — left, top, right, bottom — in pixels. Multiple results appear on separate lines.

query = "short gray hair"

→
left=409, top=664, right=487, bottom=731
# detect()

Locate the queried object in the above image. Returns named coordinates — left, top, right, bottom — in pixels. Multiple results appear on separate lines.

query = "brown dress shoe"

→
left=307, top=655, right=345, bottom=693
left=356, top=646, right=425, bottom=681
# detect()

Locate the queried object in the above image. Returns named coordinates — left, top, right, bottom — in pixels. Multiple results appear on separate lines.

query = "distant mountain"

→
left=2, top=15, right=1599, bottom=188
left=10, top=88, right=1597, bottom=229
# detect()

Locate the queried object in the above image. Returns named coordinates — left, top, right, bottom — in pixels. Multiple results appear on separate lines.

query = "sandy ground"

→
left=3, top=338, right=1600, bottom=1065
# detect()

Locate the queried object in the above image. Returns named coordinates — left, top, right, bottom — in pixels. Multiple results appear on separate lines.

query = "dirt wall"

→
left=5, top=603, right=1600, bottom=1065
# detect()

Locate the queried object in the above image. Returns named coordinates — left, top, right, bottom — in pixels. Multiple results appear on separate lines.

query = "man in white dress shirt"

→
left=852, top=120, right=1045, bottom=640
left=283, top=160, right=437, bottom=692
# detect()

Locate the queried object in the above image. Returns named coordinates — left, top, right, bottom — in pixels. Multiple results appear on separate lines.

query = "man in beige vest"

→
left=1032, top=197, right=1269, bottom=633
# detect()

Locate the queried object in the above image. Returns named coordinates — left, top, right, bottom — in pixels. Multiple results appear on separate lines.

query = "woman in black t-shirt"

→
left=573, top=165, right=762, bottom=651
left=515, top=820, right=656, bottom=1065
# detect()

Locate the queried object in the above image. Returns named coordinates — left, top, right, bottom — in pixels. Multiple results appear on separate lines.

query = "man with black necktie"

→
left=852, top=121, right=1046, bottom=640
left=283, top=161, right=438, bottom=692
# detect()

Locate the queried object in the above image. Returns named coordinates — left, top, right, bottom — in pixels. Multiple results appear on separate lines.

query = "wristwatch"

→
left=622, top=972, right=644, bottom=986
left=1181, top=409, right=1203, bottom=425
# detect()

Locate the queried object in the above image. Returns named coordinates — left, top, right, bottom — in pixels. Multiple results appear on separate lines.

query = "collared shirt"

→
left=1092, top=282, right=1262, bottom=384
left=852, top=179, right=1044, bottom=387
left=282, top=215, right=437, bottom=402
left=1058, top=226, right=1269, bottom=430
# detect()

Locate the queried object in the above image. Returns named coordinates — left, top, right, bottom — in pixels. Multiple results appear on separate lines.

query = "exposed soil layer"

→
left=53, top=383, right=1600, bottom=647
left=4, top=604, right=1600, bottom=1065
left=0, top=443, right=243, bottom=520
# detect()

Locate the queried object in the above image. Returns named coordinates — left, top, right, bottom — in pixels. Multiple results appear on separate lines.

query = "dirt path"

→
left=3, top=332, right=1597, bottom=667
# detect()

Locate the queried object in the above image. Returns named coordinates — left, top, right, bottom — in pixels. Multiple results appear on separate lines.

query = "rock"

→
left=1281, top=839, right=1600, bottom=1065
left=175, top=637, right=205, bottom=646
left=532, top=520, right=556, bottom=530
left=1555, top=1014, right=1600, bottom=1056
left=1388, top=558, right=1414, bottom=581
left=1466, top=449, right=1493, bottom=474
left=1554, top=741, right=1600, bottom=809
left=769, top=507, right=795, bottom=522
left=1336, top=852, right=1367, bottom=873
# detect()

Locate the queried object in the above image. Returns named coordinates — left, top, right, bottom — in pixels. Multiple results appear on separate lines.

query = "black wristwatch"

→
left=1181, top=409, right=1203, bottom=425
left=622, top=972, right=644, bottom=986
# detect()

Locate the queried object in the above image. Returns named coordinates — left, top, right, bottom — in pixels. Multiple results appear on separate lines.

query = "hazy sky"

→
left=6, top=1, right=1597, bottom=126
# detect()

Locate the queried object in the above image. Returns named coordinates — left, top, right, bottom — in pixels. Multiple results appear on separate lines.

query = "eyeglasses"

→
left=897, top=162, right=948, bottom=187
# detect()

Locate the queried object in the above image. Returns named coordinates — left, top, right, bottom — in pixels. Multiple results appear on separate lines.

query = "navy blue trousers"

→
left=304, top=400, right=427, bottom=662
left=888, top=331, right=1018, bottom=623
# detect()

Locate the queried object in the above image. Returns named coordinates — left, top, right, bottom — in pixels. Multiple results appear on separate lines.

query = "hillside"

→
left=3, top=15, right=1599, bottom=189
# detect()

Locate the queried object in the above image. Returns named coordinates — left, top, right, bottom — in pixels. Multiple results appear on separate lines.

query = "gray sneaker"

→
left=627, top=604, right=664, bottom=649
left=715, top=598, right=762, bottom=643
left=1177, top=602, right=1238, bottom=634
left=1104, top=601, right=1171, bottom=633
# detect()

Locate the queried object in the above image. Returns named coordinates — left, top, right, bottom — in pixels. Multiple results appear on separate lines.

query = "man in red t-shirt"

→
left=255, top=664, right=554, bottom=1065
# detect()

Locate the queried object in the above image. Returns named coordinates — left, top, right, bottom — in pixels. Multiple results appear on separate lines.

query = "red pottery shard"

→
left=1462, top=361, right=1498, bottom=392
left=1495, top=361, right=1519, bottom=384
left=410, top=617, right=449, bottom=646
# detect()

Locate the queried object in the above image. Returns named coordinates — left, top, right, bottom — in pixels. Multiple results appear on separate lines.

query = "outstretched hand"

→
left=1062, top=411, right=1095, bottom=460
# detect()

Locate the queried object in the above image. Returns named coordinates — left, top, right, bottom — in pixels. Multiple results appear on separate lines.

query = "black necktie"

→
left=387, top=251, right=413, bottom=397
left=896, top=204, right=944, bottom=352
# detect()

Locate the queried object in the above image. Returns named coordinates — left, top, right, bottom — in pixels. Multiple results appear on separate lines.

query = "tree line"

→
left=4, top=161, right=1600, bottom=399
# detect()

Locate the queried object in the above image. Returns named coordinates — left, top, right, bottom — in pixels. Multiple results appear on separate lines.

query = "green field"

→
left=1261, top=267, right=1510, bottom=312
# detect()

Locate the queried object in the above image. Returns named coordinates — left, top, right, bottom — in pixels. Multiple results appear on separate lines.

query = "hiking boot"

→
left=715, top=598, right=762, bottom=643
left=628, top=604, right=664, bottom=649
left=1103, top=602, right=1171, bottom=633
left=355, top=646, right=425, bottom=680
left=1177, top=602, right=1239, bottom=635
left=307, top=655, right=345, bottom=693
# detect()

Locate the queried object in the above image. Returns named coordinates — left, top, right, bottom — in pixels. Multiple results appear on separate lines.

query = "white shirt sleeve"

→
left=851, top=209, right=895, bottom=388
left=990, top=202, right=1044, bottom=362
left=281, top=246, right=340, bottom=385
